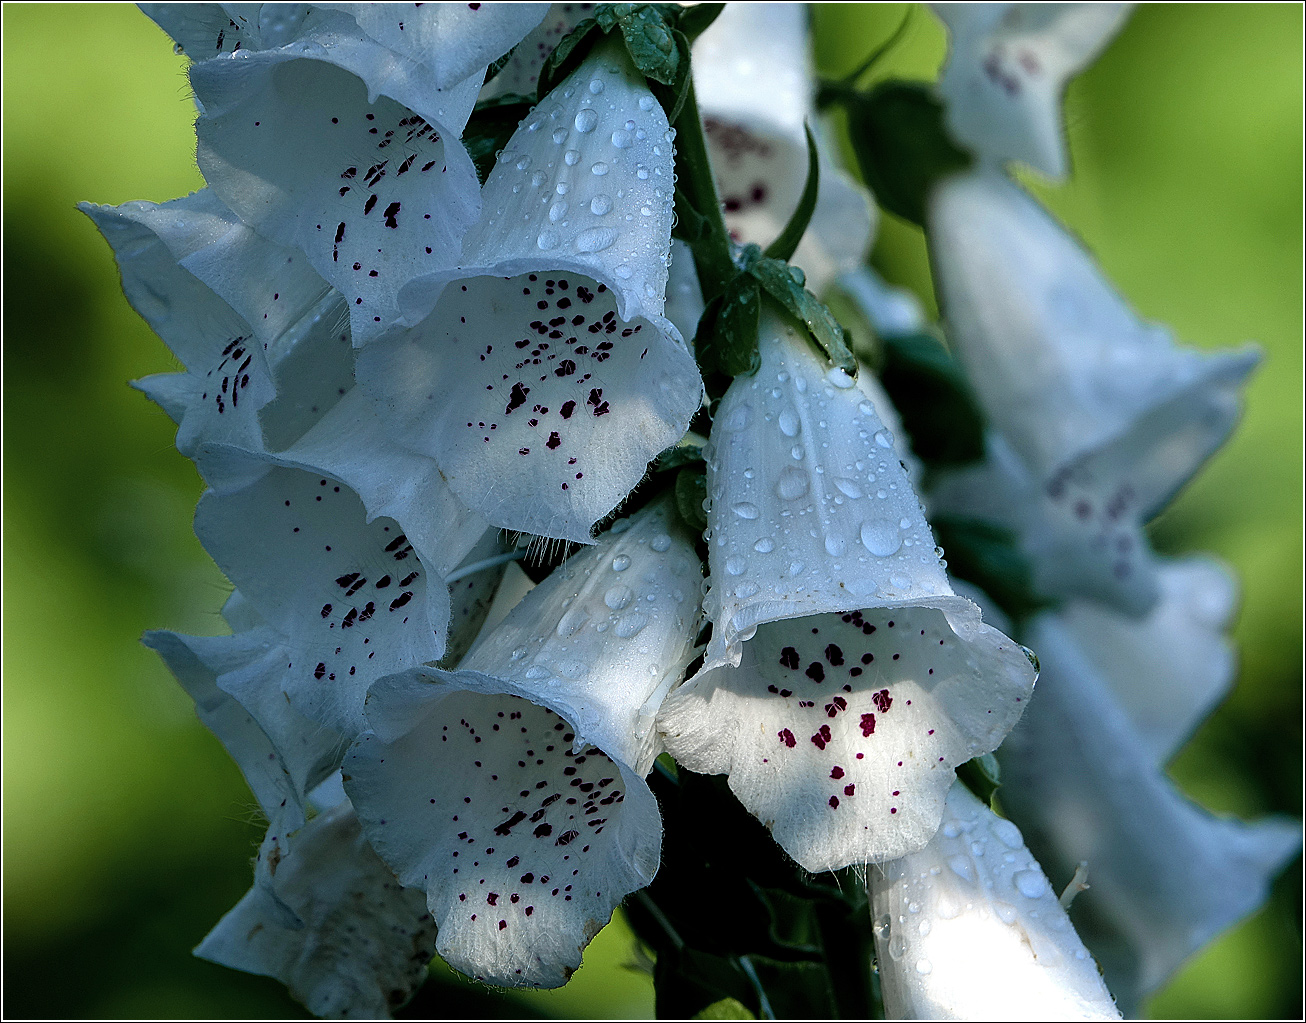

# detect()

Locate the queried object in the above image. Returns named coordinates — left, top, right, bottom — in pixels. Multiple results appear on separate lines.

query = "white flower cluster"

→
left=86, top=3, right=1295, bottom=1019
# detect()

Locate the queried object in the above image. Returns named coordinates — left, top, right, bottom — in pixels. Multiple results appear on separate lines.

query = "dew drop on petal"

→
left=1014, top=870, right=1049, bottom=899
left=614, top=612, right=648, bottom=638
left=778, top=410, right=800, bottom=437
left=650, top=534, right=672, bottom=553
left=775, top=467, right=809, bottom=501
left=591, top=161, right=609, bottom=176
left=575, top=227, right=618, bottom=253
left=564, top=149, right=581, bottom=166
left=753, top=537, right=774, bottom=553
left=604, top=585, right=633, bottom=610
left=732, top=502, right=760, bottom=520
left=537, top=230, right=560, bottom=250
left=724, top=556, right=746, bottom=576
left=590, top=194, right=613, bottom=215
left=638, top=95, right=655, bottom=111
left=611, top=554, right=631, bottom=572
left=860, top=519, right=902, bottom=557
left=574, top=108, right=599, bottom=133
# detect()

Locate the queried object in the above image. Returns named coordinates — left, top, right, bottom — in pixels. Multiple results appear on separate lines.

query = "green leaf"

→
left=462, top=96, right=534, bottom=185
left=674, top=467, right=708, bottom=534
left=676, top=2, right=726, bottom=41
left=745, top=254, right=856, bottom=375
left=673, top=185, right=711, bottom=244
left=693, top=275, right=761, bottom=379
left=653, top=433, right=707, bottom=473
left=930, top=516, right=1052, bottom=620
left=878, top=331, right=986, bottom=467
left=536, top=16, right=601, bottom=101
left=694, top=998, right=756, bottom=1020
left=613, top=4, right=681, bottom=85
left=957, top=752, right=1003, bottom=810
left=762, top=123, right=820, bottom=264
left=843, top=81, right=972, bottom=227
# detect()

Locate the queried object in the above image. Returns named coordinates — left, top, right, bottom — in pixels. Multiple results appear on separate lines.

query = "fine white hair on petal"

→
left=998, top=608, right=1302, bottom=1012
left=361, top=40, right=702, bottom=543
left=870, top=781, right=1122, bottom=1021
left=658, top=308, right=1036, bottom=871
left=931, top=2, right=1134, bottom=179
left=196, top=801, right=436, bottom=1020
left=691, top=2, right=875, bottom=295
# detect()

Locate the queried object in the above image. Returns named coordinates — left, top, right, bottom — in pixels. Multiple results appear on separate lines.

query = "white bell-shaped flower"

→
left=343, top=498, right=702, bottom=986
left=997, top=588, right=1301, bottom=1012
left=928, top=168, right=1259, bottom=613
left=932, top=3, right=1134, bottom=179
left=693, top=2, right=875, bottom=294
left=870, top=780, right=1121, bottom=1021
left=358, top=38, right=701, bottom=542
left=658, top=307, right=1036, bottom=871
left=197, top=799, right=437, bottom=1019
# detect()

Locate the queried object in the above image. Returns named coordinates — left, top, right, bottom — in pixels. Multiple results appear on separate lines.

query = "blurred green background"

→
left=3, top=4, right=1300, bottom=1018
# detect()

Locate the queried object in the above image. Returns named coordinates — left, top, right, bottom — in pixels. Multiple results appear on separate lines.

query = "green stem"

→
left=635, top=891, right=685, bottom=952
left=671, top=76, right=736, bottom=301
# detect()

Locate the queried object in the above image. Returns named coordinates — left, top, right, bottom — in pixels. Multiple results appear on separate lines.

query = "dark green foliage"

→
left=877, top=331, right=986, bottom=468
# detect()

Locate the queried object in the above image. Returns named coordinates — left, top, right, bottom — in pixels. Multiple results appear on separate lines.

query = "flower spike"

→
left=359, top=38, right=702, bottom=542
left=344, top=498, right=702, bottom=986
left=928, top=168, right=1259, bottom=613
left=870, top=781, right=1122, bottom=1021
left=658, top=307, right=1036, bottom=871
left=932, top=3, right=1134, bottom=179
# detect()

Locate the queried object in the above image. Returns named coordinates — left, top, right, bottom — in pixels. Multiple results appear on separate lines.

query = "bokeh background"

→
left=3, top=4, right=1300, bottom=1018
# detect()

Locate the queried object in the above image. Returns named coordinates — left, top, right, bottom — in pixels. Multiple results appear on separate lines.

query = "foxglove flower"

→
left=932, top=2, right=1134, bottom=179
left=166, top=4, right=547, bottom=343
left=658, top=308, right=1036, bottom=871
left=344, top=497, right=702, bottom=986
left=197, top=797, right=437, bottom=1019
left=480, top=2, right=595, bottom=101
left=869, top=780, right=1121, bottom=1021
left=997, top=568, right=1301, bottom=1012
left=927, top=168, right=1259, bottom=613
left=358, top=38, right=701, bottom=542
left=693, top=2, right=875, bottom=294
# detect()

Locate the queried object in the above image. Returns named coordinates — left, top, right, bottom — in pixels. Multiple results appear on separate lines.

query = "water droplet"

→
left=604, top=585, right=633, bottom=610
left=753, top=537, right=774, bottom=553
left=611, top=554, right=631, bottom=572
left=557, top=659, right=587, bottom=680
left=827, top=367, right=855, bottom=388
left=993, top=902, right=1018, bottom=925
left=887, top=934, right=906, bottom=961
left=556, top=608, right=588, bottom=638
left=724, top=556, right=746, bottom=576
left=1014, top=870, right=1048, bottom=899
left=575, top=227, right=618, bottom=253
left=874, top=430, right=894, bottom=449
left=524, top=664, right=549, bottom=680
left=890, top=573, right=912, bottom=589
left=874, top=914, right=892, bottom=940
left=721, top=404, right=751, bottom=432
left=834, top=478, right=863, bottom=499
left=732, top=502, right=760, bottom=520
left=591, top=161, right=609, bottom=176
left=510, top=646, right=527, bottom=661
left=611, top=129, right=632, bottom=148
left=555, top=181, right=570, bottom=195
left=899, top=517, right=913, bottom=530
left=638, top=95, right=655, bottom=111
left=778, top=409, right=800, bottom=437
left=790, top=445, right=804, bottom=461
left=824, top=534, right=846, bottom=557
left=614, top=612, right=648, bottom=638
left=860, top=519, right=902, bottom=557
left=536, top=230, right=560, bottom=250
left=636, top=166, right=649, bottom=180
left=515, top=154, right=532, bottom=171
left=530, top=170, right=548, bottom=187
left=917, top=918, right=932, bottom=937
left=564, top=149, right=581, bottom=166
left=650, top=534, right=672, bottom=553
left=552, top=128, right=569, bottom=144
left=574, top=108, right=599, bottom=133
left=991, top=818, right=1023, bottom=850
left=590, top=194, right=613, bottom=215
left=734, top=581, right=759, bottom=599
left=549, top=201, right=568, bottom=222
left=787, top=561, right=805, bottom=577
left=948, top=855, right=976, bottom=883
left=915, top=959, right=932, bottom=975
left=775, top=467, right=809, bottom=500
left=588, top=78, right=605, bottom=95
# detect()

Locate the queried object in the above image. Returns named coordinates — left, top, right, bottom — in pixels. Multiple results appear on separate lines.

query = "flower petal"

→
left=659, top=601, right=1033, bottom=871
left=998, top=608, right=1302, bottom=1010
left=480, top=2, right=594, bottom=101
left=870, top=781, right=1121, bottom=1021
left=1057, top=556, right=1238, bottom=765
left=664, top=238, right=706, bottom=344
left=694, top=3, right=875, bottom=293
left=194, top=465, right=451, bottom=735
left=345, top=683, right=661, bottom=987
left=932, top=3, right=1134, bottom=179
left=192, top=52, right=481, bottom=344
left=196, top=801, right=436, bottom=1019
left=700, top=307, right=951, bottom=670
left=322, top=2, right=549, bottom=91
left=928, top=168, right=1259, bottom=510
